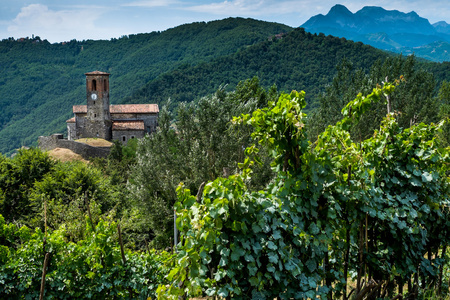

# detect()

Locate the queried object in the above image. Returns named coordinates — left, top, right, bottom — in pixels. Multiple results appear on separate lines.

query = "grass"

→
left=74, top=138, right=113, bottom=147
left=48, top=148, right=89, bottom=163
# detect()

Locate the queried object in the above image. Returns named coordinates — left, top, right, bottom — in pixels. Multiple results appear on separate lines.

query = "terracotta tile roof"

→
left=66, top=117, right=75, bottom=123
left=72, top=104, right=159, bottom=114
left=73, top=105, right=87, bottom=113
left=112, top=120, right=145, bottom=131
left=85, top=71, right=110, bottom=76
left=111, top=104, right=159, bottom=114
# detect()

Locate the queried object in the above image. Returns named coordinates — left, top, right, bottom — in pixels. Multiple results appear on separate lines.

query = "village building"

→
left=66, top=71, right=159, bottom=144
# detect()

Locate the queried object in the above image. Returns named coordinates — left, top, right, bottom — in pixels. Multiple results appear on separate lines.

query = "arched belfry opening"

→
left=92, top=79, right=97, bottom=91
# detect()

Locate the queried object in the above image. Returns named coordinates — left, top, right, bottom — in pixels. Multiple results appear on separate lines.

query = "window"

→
left=131, top=136, right=135, bottom=139
left=92, top=79, right=97, bottom=91
left=93, top=101, right=95, bottom=105
left=94, top=113, right=97, bottom=118
left=122, top=136, right=126, bottom=142
left=104, top=79, right=107, bottom=91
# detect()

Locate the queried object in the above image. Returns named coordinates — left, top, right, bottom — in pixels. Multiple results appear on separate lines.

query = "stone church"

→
left=66, top=71, right=158, bottom=144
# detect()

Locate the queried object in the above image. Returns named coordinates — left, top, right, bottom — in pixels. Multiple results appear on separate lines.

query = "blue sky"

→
left=1, top=0, right=450, bottom=43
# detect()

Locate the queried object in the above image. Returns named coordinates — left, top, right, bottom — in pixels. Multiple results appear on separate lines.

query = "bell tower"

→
left=84, top=71, right=112, bottom=140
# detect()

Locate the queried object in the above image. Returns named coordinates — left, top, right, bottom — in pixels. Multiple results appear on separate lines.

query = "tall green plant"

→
left=127, top=79, right=276, bottom=248
left=159, top=81, right=450, bottom=299
left=0, top=215, right=170, bottom=299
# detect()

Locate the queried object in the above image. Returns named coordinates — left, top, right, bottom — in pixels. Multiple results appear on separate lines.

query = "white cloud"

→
left=184, top=0, right=349, bottom=19
left=123, top=0, right=180, bottom=8
left=186, top=0, right=273, bottom=16
left=7, top=4, right=106, bottom=42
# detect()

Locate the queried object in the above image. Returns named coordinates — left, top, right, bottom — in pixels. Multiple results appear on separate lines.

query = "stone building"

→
left=66, top=71, right=159, bottom=144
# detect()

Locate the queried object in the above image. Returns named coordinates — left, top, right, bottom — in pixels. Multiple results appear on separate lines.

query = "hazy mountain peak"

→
left=433, top=21, right=450, bottom=34
left=357, top=6, right=388, bottom=15
left=328, top=4, right=353, bottom=16
left=434, top=21, right=450, bottom=27
left=303, top=4, right=434, bottom=34
left=300, top=4, right=450, bottom=62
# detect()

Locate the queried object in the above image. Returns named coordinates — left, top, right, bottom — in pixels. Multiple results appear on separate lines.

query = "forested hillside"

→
left=1, top=17, right=449, bottom=155
left=0, top=18, right=291, bottom=155
left=125, top=28, right=389, bottom=109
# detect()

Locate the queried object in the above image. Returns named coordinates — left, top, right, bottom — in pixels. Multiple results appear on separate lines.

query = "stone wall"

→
left=112, top=130, right=145, bottom=144
left=38, top=134, right=110, bottom=159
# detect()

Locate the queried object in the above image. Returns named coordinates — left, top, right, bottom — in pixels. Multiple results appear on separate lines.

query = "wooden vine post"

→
left=117, top=223, right=134, bottom=297
left=39, top=198, right=50, bottom=300
left=117, top=223, right=126, bottom=265
left=39, top=252, right=51, bottom=300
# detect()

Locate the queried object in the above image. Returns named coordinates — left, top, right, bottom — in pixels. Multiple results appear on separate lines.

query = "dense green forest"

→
left=1, top=17, right=449, bottom=155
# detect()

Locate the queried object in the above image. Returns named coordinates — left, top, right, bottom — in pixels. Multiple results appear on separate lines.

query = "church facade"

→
left=66, top=71, right=159, bottom=144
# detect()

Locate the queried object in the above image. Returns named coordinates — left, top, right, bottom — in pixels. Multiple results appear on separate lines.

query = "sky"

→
left=1, top=0, right=450, bottom=43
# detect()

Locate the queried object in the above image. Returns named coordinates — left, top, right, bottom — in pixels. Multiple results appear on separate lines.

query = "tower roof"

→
left=85, top=70, right=110, bottom=76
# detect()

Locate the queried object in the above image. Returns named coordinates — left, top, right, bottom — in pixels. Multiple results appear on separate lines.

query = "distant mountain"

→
left=400, top=41, right=450, bottom=62
left=433, top=21, right=450, bottom=35
left=301, top=4, right=450, bottom=62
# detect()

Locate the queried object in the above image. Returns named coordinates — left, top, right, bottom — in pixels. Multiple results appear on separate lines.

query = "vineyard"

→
left=1, top=80, right=449, bottom=299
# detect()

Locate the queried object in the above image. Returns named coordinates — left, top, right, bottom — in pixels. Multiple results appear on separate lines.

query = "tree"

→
left=438, top=80, right=450, bottom=145
left=309, top=55, right=439, bottom=142
left=0, top=148, right=54, bottom=225
left=127, top=78, right=276, bottom=248
left=29, top=161, right=120, bottom=241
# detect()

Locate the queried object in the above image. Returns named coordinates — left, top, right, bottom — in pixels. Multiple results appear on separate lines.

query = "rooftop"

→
left=85, top=70, right=110, bottom=76
left=112, top=120, right=145, bottom=131
left=111, top=104, right=159, bottom=114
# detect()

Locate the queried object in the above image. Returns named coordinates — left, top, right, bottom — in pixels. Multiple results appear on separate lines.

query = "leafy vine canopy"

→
left=159, top=81, right=450, bottom=299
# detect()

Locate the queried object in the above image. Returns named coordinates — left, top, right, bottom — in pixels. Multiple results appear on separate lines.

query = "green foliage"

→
left=127, top=78, right=276, bottom=249
left=93, top=138, right=138, bottom=185
left=159, top=82, right=450, bottom=299
left=128, top=28, right=389, bottom=111
left=0, top=148, right=123, bottom=242
left=30, top=161, right=121, bottom=240
left=0, top=215, right=170, bottom=299
left=0, top=148, right=54, bottom=223
left=438, top=80, right=450, bottom=145
left=309, top=55, right=440, bottom=141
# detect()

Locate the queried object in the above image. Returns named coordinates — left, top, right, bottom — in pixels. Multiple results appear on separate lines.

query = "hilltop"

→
left=301, top=4, right=450, bottom=62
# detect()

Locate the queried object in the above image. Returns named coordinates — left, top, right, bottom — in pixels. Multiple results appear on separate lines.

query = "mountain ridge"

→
left=301, top=4, right=450, bottom=62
